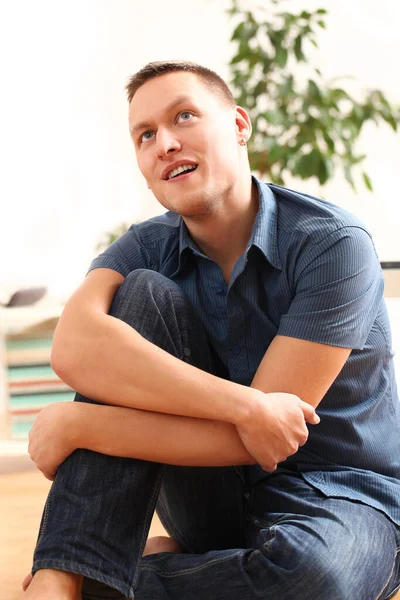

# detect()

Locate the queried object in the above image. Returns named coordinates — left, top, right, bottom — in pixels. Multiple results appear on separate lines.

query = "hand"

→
left=28, top=402, right=78, bottom=480
left=22, top=572, right=32, bottom=591
left=236, top=391, right=319, bottom=472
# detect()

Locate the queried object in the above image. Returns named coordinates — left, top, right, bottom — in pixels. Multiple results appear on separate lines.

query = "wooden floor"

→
left=0, top=468, right=166, bottom=600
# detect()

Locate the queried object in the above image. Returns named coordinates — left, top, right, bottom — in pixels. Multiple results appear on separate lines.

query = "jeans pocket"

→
left=248, top=513, right=287, bottom=529
left=245, top=513, right=286, bottom=551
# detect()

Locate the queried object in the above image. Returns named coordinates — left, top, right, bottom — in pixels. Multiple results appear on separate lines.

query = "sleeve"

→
left=277, top=226, right=384, bottom=349
left=87, top=225, right=152, bottom=277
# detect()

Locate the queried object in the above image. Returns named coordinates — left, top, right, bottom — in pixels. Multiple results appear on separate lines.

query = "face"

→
left=128, top=72, right=251, bottom=218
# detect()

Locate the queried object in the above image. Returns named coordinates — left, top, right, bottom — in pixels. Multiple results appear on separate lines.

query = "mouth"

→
left=164, top=163, right=198, bottom=181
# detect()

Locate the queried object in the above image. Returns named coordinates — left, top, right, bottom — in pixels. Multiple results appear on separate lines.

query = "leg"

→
left=244, top=471, right=400, bottom=600
left=132, top=470, right=400, bottom=600
left=28, top=269, right=400, bottom=599
left=157, top=464, right=248, bottom=554
left=30, top=269, right=218, bottom=599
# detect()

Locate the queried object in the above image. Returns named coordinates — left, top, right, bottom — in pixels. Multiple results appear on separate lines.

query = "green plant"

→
left=228, top=0, right=400, bottom=190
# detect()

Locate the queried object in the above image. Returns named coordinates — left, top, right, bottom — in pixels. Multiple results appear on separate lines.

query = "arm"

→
left=36, top=226, right=377, bottom=477
left=28, top=268, right=318, bottom=478
left=29, top=334, right=343, bottom=481
left=251, top=335, right=351, bottom=409
left=29, top=388, right=315, bottom=480
left=52, top=268, right=256, bottom=425
left=233, top=335, right=351, bottom=468
left=75, top=336, right=348, bottom=468
left=52, top=268, right=317, bottom=429
left=238, top=226, right=382, bottom=462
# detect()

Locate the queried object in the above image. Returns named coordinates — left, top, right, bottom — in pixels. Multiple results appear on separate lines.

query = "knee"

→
left=112, top=269, right=167, bottom=308
left=109, top=269, right=184, bottom=320
left=108, top=269, right=199, bottom=360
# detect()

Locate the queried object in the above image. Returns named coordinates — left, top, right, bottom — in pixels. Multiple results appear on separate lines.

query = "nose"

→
left=156, top=127, right=181, bottom=159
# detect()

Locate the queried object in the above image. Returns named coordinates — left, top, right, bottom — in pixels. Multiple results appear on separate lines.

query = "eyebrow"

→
left=130, top=95, right=194, bottom=137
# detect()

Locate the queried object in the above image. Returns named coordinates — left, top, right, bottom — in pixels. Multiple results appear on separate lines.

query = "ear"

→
left=235, top=106, right=252, bottom=143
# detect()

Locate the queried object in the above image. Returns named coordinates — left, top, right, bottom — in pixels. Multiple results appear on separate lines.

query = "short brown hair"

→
left=125, top=60, right=236, bottom=108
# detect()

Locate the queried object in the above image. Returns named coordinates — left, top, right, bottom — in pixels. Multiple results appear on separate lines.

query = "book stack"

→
left=4, top=316, right=75, bottom=440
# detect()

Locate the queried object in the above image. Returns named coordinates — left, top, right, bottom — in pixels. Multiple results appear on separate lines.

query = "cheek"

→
left=206, top=127, right=238, bottom=161
left=208, top=141, right=238, bottom=177
left=136, top=152, right=153, bottom=183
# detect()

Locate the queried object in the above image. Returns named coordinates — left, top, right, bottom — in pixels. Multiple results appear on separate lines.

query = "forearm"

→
left=52, top=311, right=258, bottom=427
left=72, top=402, right=256, bottom=466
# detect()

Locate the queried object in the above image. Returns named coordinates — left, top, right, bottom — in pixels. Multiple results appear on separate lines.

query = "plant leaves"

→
left=294, top=35, right=304, bottom=61
left=344, top=166, right=356, bottom=191
left=308, top=79, right=322, bottom=102
left=276, top=46, right=288, bottom=67
left=231, top=21, right=246, bottom=41
left=293, top=148, right=322, bottom=179
left=227, top=0, right=400, bottom=191
left=263, top=110, right=287, bottom=126
left=318, top=156, right=334, bottom=184
left=362, top=171, right=373, bottom=191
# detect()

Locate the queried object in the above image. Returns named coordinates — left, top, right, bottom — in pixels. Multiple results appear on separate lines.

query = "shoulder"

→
left=117, top=211, right=182, bottom=259
left=134, top=211, right=182, bottom=246
left=262, top=182, right=376, bottom=267
left=267, top=182, right=367, bottom=237
left=89, top=211, right=182, bottom=276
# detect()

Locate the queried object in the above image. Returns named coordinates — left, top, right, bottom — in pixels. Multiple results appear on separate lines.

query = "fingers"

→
left=22, top=572, right=33, bottom=591
left=298, top=399, right=320, bottom=424
left=261, top=463, right=277, bottom=472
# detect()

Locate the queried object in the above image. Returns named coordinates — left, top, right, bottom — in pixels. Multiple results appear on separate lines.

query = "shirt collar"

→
left=170, top=219, right=197, bottom=276
left=250, top=176, right=281, bottom=270
left=179, top=217, right=195, bottom=254
left=174, top=176, right=281, bottom=274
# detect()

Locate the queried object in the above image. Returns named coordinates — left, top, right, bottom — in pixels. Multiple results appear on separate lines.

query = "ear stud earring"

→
left=239, top=139, right=247, bottom=146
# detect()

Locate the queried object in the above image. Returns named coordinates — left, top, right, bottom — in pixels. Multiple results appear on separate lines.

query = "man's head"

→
left=126, top=61, right=236, bottom=110
left=126, top=61, right=252, bottom=218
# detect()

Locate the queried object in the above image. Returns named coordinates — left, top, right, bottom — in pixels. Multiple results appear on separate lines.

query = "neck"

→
left=183, top=174, right=259, bottom=281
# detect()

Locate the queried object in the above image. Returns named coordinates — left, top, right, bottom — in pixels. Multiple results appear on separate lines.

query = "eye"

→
left=177, top=111, right=194, bottom=123
left=140, top=131, right=155, bottom=144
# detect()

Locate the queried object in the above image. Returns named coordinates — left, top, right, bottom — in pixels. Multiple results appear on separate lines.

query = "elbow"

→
left=50, top=338, right=77, bottom=384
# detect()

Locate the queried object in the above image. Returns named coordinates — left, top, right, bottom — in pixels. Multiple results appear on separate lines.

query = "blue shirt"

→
left=89, top=177, right=400, bottom=526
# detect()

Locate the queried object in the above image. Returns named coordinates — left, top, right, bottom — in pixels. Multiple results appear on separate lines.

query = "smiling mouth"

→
left=167, top=164, right=198, bottom=180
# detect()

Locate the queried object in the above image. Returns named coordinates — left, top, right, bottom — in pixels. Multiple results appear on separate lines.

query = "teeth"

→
left=168, top=164, right=196, bottom=179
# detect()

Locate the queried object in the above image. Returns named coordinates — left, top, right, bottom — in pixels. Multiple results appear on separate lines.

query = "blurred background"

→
left=0, top=0, right=399, bottom=299
left=1, top=0, right=400, bottom=454
left=0, top=1, right=399, bottom=596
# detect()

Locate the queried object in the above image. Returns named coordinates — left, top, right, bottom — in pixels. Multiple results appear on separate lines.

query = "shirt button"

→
left=215, top=286, right=225, bottom=295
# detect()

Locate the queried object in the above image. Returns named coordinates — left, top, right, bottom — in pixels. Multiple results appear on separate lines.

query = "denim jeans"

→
left=32, top=269, right=400, bottom=599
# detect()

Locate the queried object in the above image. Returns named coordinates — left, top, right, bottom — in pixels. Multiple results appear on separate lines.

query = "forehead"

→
left=128, top=72, right=222, bottom=128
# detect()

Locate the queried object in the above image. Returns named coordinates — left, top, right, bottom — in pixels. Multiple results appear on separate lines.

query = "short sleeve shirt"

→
left=89, top=177, right=400, bottom=526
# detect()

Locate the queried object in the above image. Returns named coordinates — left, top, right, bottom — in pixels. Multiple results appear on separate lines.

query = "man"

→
left=23, top=61, right=400, bottom=600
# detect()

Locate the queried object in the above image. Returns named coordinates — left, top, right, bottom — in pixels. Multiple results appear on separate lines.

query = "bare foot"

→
left=20, top=568, right=83, bottom=599
left=142, top=535, right=182, bottom=556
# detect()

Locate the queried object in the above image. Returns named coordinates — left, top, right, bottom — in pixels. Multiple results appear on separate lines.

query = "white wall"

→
left=0, top=0, right=399, bottom=301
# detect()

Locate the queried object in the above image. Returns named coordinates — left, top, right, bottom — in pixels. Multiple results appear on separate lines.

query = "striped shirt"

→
left=89, top=177, right=400, bottom=526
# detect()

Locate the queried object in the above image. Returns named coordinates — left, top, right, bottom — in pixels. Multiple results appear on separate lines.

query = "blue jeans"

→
left=32, top=270, right=400, bottom=599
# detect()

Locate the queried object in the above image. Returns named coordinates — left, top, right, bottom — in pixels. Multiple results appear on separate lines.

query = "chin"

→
left=171, top=201, right=213, bottom=219
left=155, top=189, right=215, bottom=218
